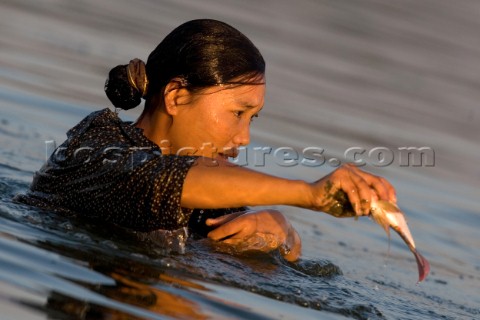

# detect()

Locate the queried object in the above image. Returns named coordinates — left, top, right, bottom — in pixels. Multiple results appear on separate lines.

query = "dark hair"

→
left=105, top=19, right=265, bottom=110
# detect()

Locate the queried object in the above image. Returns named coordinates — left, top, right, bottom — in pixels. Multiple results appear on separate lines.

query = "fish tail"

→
left=413, top=250, right=430, bottom=283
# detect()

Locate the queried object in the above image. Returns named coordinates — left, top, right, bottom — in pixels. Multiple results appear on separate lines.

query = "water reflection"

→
left=44, top=256, right=209, bottom=319
left=1, top=196, right=370, bottom=318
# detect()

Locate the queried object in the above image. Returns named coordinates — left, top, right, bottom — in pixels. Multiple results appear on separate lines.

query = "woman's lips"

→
left=221, top=147, right=239, bottom=158
left=217, top=148, right=238, bottom=160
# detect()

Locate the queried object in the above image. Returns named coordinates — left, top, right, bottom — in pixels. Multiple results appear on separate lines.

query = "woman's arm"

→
left=182, top=159, right=396, bottom=217
left=182, top=157, right=311, bottom=209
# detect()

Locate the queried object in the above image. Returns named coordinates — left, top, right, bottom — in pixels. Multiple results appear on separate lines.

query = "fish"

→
left=370, top=200, right=430, bottom=283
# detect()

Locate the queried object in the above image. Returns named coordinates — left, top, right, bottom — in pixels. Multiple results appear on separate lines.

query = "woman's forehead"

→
left=226, top=84, right=265, bottom=105
left=198, top=82, right=265, bottom=102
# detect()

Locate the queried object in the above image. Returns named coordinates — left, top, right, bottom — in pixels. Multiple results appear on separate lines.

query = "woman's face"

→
left=165, top=79, right=265, bottom=159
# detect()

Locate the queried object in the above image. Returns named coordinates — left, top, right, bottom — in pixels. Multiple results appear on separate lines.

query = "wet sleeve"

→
left=24, top=149, right=198, bottom=232
left=17, top=109, right=201, bottom=232
left=98, top=154, right=198, bottom=231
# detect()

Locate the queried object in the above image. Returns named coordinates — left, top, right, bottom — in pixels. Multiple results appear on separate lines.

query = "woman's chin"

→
left=215, top=154, right=230, bottom=161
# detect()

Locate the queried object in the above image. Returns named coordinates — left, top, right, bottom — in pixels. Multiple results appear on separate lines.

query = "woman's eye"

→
left=233, top=111, right=259, bottom=122
left=234, top=111, right=244, bottom=118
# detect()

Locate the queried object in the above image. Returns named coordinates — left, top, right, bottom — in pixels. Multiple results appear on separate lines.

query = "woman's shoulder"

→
left=67, top=108, right=122, bottom=138
left=65, top=108, right=154, bottom=148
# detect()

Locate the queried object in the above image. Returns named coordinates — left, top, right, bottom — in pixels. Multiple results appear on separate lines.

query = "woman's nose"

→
left=233, top=123, right=250, bottom=146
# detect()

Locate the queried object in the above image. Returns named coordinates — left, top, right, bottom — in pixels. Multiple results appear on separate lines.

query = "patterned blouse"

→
left=15, top=108, right=245, bottom=236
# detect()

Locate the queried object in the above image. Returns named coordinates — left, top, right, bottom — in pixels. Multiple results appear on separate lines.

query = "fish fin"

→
left=384, top=225, right=391, bottom=239
left=386, top=227, right=391, bottom=258
left=376, top=200, right=401, bottom=213
left=413, top=250, right=430, bottom=283
left=387, top=231, right=391, bottom=256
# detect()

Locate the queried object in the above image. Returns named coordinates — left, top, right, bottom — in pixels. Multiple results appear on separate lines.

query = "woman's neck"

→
left=135, top=108, right=173, bottom=152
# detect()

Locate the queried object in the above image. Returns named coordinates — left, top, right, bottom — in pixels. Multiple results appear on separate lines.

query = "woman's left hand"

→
left=206, top=210, right=302, bottom=261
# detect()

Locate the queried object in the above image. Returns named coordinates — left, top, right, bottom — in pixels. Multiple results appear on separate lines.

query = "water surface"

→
left=1, top=0, right=479, bottom=319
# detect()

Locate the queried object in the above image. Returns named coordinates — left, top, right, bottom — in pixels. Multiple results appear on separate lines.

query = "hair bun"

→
left=104, top=58, right=149, bottom=110
left=127, top=58, right=149, bottom=98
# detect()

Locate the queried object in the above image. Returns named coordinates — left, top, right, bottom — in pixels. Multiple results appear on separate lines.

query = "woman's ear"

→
left=164, top=79, right=191, bottom=116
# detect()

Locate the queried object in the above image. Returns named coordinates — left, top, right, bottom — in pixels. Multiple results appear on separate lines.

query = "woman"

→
left=16, top=19, right=396, bottom=261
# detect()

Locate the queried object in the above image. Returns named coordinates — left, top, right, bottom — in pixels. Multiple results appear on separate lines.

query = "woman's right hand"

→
left=310, top=163, right=397, bottom=217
